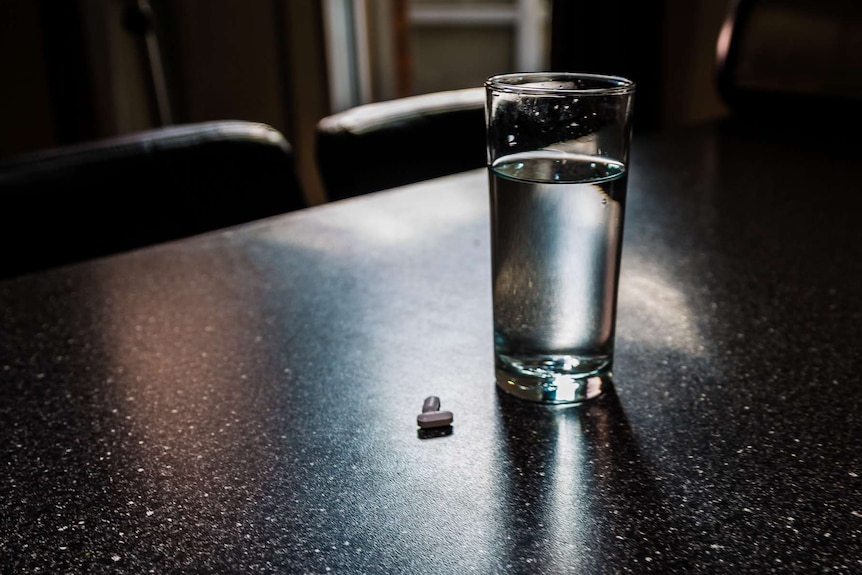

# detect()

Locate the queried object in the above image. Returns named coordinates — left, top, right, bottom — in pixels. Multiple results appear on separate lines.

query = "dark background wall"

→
left=1, top=0, right=730, bottom=204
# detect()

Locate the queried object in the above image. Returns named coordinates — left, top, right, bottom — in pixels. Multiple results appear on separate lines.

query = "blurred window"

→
left=323, top=0, right=551, bottom=110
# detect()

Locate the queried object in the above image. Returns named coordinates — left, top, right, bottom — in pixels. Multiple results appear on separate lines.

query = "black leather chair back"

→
left=315, top=88, right=486, bottom=202
left=0, top=121, right=307, bottom=280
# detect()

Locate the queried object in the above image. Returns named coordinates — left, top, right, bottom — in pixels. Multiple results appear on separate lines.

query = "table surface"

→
left=2, top=120, right=860, bottom=574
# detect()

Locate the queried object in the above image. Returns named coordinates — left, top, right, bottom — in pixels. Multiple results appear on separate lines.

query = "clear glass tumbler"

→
left=485, top=72, right=636, bottom=404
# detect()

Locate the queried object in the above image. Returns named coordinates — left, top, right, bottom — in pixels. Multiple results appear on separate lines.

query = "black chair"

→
left=315, top=87, right=486, bottom=202
left=0, top=120, right=307, bottom=280
left=716, top=0, right=862, bottom=123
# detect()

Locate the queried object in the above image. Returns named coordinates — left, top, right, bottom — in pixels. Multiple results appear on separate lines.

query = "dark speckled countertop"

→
left=1, top=120, right=860, bottom=574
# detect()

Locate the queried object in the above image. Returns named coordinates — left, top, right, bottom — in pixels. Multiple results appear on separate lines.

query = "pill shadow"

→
left=417, top=425, right=453, bottom=440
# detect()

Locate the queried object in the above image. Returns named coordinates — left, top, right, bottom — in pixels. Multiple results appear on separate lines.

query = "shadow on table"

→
left=493, top=382, right=694, bottom=573
left=417, top=426, right=454, bottom=440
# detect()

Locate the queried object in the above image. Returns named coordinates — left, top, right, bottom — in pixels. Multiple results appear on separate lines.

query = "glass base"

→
left=494, top=354, right=612, bottom=404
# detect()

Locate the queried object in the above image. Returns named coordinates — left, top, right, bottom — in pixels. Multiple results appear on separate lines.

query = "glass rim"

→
left=485, top=72, right=636, bottom=96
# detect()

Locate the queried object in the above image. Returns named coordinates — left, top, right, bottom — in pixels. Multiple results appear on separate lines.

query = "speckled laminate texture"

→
left=1, top=120, right=860, bottom=573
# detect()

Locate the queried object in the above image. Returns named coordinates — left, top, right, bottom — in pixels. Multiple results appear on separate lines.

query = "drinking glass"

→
left=485, top=72, right=635, bottom=404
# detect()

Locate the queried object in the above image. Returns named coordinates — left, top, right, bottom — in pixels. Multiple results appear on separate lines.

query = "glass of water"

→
left=485, top=72, right=636, bottom=404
